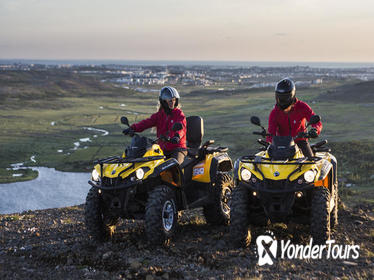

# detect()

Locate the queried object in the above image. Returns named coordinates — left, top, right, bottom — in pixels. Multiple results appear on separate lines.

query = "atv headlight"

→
left=92, top=169, right=100, bottom=182
left=135, top=168, right=145, bottom=180
left=240, top=168, right=252, bottom=182
left=304, top=170, right=316, bottom=183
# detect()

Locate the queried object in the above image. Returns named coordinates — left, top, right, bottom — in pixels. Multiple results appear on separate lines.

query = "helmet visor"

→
left=160, top=87, right=180, bottom=101
left=276, top=94, right=293, bottom=109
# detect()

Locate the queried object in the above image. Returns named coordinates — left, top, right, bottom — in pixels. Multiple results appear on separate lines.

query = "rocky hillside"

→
left=0, top=203, right=373, bottom=279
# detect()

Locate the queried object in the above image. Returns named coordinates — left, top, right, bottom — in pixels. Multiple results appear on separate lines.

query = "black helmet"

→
left=159, top=86, right=180, bottom=113
left=275, top=78, right=296, bottom=110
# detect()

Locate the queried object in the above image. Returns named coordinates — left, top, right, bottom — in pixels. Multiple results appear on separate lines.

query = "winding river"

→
left=0, top=167, right=90, bottom=214
left=0, top=126, right=109, bottom=214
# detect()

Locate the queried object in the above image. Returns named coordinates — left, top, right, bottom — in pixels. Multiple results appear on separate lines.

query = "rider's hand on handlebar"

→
left=170, top=135, right=180, bottom=144
left=308, top=127, right=318, bottom=138
left=123, top=127, right=135, bottom=137
left=296, top=131, right=308, bottom=138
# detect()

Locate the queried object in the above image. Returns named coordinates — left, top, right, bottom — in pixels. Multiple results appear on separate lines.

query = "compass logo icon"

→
left=256, top=232, right=278, bottom=266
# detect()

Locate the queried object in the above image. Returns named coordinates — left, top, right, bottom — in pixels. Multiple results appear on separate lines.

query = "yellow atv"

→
left=85, top=116, right=234, bottom=244
left=230, top=115, right=338, bottom=246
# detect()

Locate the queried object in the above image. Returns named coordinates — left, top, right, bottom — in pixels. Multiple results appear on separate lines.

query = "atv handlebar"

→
left=257, top=139, right=269, bottom=147
left=295, top=131, right=309, bottom=139
left=253, top=131, right=272, bottom=137
left=121, top=115, right=182, bottom=144
left=253, top=131, right=264, bottom=136
left=202, top=140, right=215, bottom=148
left=312, top=139, right=328, bottom=148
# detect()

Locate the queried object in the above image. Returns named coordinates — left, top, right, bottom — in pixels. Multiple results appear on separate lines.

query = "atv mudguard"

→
left=149, top=158, right=183, bottom=187
left=314, top=154, right=338, bottom=195
left=192, top=153, right=233, bottom=183
left=209, top=153, right=233, bottom=183
left=317, top=159, right=333, bottom=181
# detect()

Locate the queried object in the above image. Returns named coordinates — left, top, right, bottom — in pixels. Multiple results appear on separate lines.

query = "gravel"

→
left=0, top=204, right=373, bottom=279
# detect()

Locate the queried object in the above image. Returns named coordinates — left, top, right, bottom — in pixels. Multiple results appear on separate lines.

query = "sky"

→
left=1, top=0, right=373, bottom=62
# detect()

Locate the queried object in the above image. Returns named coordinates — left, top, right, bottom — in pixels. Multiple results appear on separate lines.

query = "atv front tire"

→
left=310, top=186, right=331, bottom=244
left=145, top=186, right=178, bottom=245
left=203, top=173, right=233, bottom=225
left=84, top=187, right=116, bottom=242
left=229, top=183, right=251, bottom=247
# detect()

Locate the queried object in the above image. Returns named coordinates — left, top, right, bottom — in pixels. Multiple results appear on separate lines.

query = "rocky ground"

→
left=0, top=203, right=373, bottom=280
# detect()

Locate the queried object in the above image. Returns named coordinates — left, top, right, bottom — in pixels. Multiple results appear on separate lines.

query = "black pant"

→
left=164, top=149, right=187, bottom=165
left=296, top=140, right=314, bottom=158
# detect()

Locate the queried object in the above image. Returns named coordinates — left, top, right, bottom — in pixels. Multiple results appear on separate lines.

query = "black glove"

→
left=170, top=135, right=180, bottom=144
left=123, top=127, right=134, bottom=136
left=308, top=127, right=318, bottom=138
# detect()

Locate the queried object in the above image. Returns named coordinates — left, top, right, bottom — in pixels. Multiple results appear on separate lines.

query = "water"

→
left=0, top=167, right=90, bottom=214
left=1, top=59, right=374, bottom=69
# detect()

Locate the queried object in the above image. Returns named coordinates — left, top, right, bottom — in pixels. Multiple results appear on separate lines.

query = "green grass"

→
left=0, top=213, right=35, bottom=221
left=0, top=168, right=38, bottom=184
left=1, top=69, right=373, bottom=205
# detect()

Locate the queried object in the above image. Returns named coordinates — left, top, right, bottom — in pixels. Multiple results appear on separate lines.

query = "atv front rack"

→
left=240, top=155, right=323, bottom=181
left=240, top=155, right=322, bottom=165
left=93, top=155, right=166, bottom=185
left=94, top=155, right=165, bottom=165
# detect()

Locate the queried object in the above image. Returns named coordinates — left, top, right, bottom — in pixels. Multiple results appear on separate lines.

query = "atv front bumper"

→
left=240, top=179, right=314, bottom=194
left=240, top=180, right=315, bottom=222
left=88, top=178, right=142, bottom=191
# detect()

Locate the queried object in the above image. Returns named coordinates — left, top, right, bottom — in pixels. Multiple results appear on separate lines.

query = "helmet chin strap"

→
left=163, top=105, right=172, bottom=115
left=277, top=97, right=295, bottom=110
left=278, top=103, right=290, bottom=110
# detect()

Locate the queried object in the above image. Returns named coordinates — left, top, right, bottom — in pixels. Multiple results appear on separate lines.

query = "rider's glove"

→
left=123, top=127, right=134, bottom=137
left=308, top=127, right=318, bottom=138
left=170, top=135, right=180, bottom=144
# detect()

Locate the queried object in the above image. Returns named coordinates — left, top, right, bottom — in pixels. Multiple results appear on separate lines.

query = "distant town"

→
left=1, top=62, right=374, bottom=90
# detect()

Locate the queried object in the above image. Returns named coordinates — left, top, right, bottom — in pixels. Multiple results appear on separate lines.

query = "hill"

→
left=320, top=80, right=374, bottom=103
left=0, top=70, right=131, bottom=110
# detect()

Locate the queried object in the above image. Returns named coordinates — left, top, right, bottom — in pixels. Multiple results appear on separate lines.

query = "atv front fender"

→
left=209, top=153, right=233, bottom=183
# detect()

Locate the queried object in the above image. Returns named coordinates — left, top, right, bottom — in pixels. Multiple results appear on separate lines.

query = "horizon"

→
left=1, top=0, right=374, bottom=62
left=2, top=58, right=374, bottom=63
left=2, top=58, right=374, bottom=68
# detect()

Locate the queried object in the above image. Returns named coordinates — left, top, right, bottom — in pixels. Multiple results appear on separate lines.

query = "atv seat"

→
left=186, top=116, right=204, bottom=158
left=180, top=116, right=204, bottom=181
left=180, top=156, right=197, bottom=169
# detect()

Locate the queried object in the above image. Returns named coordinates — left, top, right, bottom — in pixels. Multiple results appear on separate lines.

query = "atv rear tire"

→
left=229, top=183, right=251, bottom=247
left=310, top=186, right=331, bottom=244
left=203, top=173, right=233, bottom=225
left=145, top=185, right=178, bottom=245
left=84, top=187, right=116, bottom=242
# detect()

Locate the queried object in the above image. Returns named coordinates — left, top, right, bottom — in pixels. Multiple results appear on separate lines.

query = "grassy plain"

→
left=0, top=69, right=373, bottom=204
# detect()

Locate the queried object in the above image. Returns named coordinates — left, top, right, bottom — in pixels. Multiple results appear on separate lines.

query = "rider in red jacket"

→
left=124, top=86, right=187, bottom=164
left=267, top=78, right=322, bottom=158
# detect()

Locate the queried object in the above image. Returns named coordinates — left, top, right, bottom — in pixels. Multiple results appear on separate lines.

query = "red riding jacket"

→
left=130, top=108, right=187, bottom=152
left=266, top=98, right=322, bottom=143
